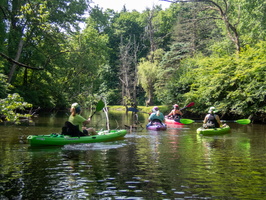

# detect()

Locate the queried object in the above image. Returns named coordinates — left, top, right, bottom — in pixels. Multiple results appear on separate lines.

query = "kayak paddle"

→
left=90, top=99, right=105, bottom=118
left=127, top=107, right=139, bottom=112
left=180, top=118, right=251, bottom=125
left=221, top=119, right=251, bottom=125
left=180, top=118, right=195, bottom=124
left=235, top=119, right=251, bottom=125
left=127, top=107, right=150, bottom=114
left=180, top=102, right=195, bottom=111
left=221, top=119, right=250, bottom=125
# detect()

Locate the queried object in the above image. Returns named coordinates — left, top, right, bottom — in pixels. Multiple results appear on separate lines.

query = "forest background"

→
left=0, top=0, right=265, bottom=123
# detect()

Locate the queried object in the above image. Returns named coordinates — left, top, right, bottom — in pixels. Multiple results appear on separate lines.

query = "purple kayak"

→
left=146, top=121, right=167, bottom=131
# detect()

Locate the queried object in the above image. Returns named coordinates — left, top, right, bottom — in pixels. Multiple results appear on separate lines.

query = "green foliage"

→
left=236, top=1, right=266, bottom=46
left=172, top=1, right=223, bottom=55
left=0, top=72, right=12, bottom=98
left=137, top=50, right=165, bottom=100
left=0, top=0, right=265, bottom=121
left=168, top=41, right=266, bottom=116
left=0, top=93, right=32, bottom=123
left=138, top=60, right=159, bottom=96
left=1, top=0, right=92, bottom=108
left=156, top=57, right=198, bottom=105
left=0, top=72, right=32, bottom=123
left=160, top=42, right=190, bottom=69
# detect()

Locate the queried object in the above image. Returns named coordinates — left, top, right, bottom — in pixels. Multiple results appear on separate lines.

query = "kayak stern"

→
left=197, top=125, right=230, bottom=136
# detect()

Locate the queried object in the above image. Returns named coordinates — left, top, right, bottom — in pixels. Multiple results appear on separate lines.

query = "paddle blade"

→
left=235, top=119, right=251, bottom=125
left=127, top=107, right=139, bottom=112
left=186, top=102, right=195, bottom=108
left=90, top=100, right=105, bottom=118
left=180, top=118, right=195, bottom=124
left=180, top=102, right=195, bottom=111
left=95, top=100, right=105, bottom=111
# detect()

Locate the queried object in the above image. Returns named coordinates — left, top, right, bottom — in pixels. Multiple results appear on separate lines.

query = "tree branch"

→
left=0, top=52, right=44, bottom=70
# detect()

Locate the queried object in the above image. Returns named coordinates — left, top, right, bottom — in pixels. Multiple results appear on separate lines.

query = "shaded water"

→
left=0, top=111, right=266, bottom=199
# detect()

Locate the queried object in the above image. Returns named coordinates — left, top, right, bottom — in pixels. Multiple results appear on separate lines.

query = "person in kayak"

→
left=167, top=104, right=183, bottom=122
left=68, top=103, right=97, bottom=135
left=203, top=106, right=223, bottom=128
left=148, top=106, right=165, bottom=124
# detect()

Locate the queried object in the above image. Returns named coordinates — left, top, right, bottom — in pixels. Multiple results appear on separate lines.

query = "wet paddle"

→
left=221, top=119, right=251, bottom=125
left=127, top=107, right=139, bottom=112
left=180, top=118, right=195, bottom=124
left=235, top=119, right=251, bottom=125
left=127, top=107, right=150, bottom=114
left=169, top=102, right=195, bottom=124
left=180, top=102, right=195, bottom=111
left=90, top=100, right=105, bottom=118
left=182, top=118, right=251, bottom=125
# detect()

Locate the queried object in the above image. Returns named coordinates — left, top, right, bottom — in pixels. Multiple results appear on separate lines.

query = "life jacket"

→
left=61, top=121, right=87, bottom=137
left=173, top=113, right=181, bottom=120
left=170, top=109, right=181, bottom=121
left=206, top=114, right=219, bottom=128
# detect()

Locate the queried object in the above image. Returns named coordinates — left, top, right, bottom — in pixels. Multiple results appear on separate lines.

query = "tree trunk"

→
left=119, top=36, right=139, bottom=106
left=8, top=39, right=24, bottom=83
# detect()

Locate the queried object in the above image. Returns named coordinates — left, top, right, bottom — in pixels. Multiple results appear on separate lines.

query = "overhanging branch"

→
left=0, top=52, right=44, bottom=70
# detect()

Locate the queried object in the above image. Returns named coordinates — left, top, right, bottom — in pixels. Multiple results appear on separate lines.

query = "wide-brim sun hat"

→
left=208, top=106, right=218, bottom=113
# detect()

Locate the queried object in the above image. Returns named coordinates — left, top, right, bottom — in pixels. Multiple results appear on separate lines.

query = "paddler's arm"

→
left=203, top=115, right=208, bottom=124
left=215, top=115, right=223, bottom=127
left=83, top=117, right=92, bottom=126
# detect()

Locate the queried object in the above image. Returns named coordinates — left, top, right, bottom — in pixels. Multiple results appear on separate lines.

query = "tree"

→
left=0, top=0, right=92, bottom=108
left=0, top=73, right=11, bottom=98
left=166, top=41, right=266, bottom=119
left=143, top=4, right=180, bottom=51
left=119, top=36, right=139, bottom=106
left=1, top=0, right=90, bottom=82
left=138, top=50, right=165, bottom=106
left=0, top=93, right=32, bottom=123
left=162, top=0, right=241, bottom=53
left=0, top=72, right=32, bottom=123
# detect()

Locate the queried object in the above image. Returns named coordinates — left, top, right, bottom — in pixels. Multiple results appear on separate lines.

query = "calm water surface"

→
left=0, top=111, right=266, bottom=199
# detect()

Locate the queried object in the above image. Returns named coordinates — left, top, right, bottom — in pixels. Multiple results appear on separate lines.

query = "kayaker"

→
left=68, top=103, right=97, bottom=135
left=167, top=104, right=183, bottom=121
left=203, top=106, right=223, bottom=128
left=148, top=106, right=165, bottom=124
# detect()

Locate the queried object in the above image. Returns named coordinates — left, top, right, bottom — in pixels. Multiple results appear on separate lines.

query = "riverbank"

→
left=109, top=105, right=264, bottom=124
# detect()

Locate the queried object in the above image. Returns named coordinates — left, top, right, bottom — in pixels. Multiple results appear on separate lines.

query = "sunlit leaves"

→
left=0, top=73, right=12, bottom=98
left=138, top=50, right=164, bottom=99
left=56, top=25, right=110, bottom=105
left=0, top=93, right=32, bottom=123
left=172, top=41, right=266, bottom=116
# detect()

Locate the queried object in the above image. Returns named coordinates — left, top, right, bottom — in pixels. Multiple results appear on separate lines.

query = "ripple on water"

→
left=62, top=142, right=127, bottom=151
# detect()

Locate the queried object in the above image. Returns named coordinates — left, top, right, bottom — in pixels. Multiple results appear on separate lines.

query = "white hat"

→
left=208, top=106, right=218, bottom=113
left=71, top=102, right=79, bottom=108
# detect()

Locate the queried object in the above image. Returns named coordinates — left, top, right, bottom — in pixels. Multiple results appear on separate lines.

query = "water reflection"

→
left=62, top=142, right=127, bottom=151
left=0, top=112, right=266, bottom=199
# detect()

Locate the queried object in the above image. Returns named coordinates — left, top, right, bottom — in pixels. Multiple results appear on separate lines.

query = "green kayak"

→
left=27, top=129, right=127, bottom=147
left=197, top=125, right=230, bottom=136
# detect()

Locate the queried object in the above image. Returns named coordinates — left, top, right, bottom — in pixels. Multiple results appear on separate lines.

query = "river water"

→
left=0, top=111, right=266, bottom=199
